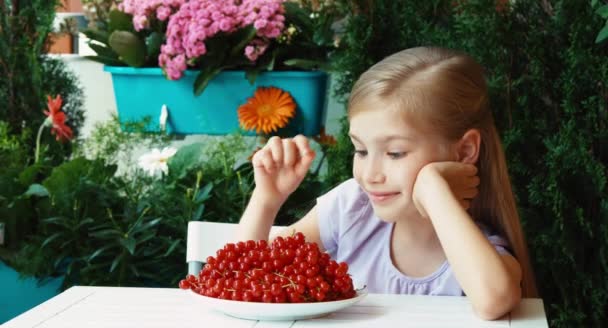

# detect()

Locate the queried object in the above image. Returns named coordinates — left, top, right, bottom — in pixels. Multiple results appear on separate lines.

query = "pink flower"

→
left=157, top=6, right=172, bottom=20
left=254, top=19, right=268, bottom=30
left=159, top=0, right=286, bottom=79
left=244, top=38, right=269, bottom=62
left=119, top=0, right=186, bottom=31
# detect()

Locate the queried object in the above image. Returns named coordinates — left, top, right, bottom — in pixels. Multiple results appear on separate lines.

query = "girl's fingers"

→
left=251, top=148, right=265, bottom=168
left=466, top=164, right=479, bottom=176
left=460, top=199, right=471, bottom=210
left=462, top=187, right=479, bottom=199
left=293, top=135, right=315, bottom=175
left=293, top=135, right=313, bottom=157
left=268, top=136, right=283, bottom=167
left=253, top=148, right=275, bottom=173
left=283, top=138, right=298, bottom=167
left=468, top=175, right=480, bottom=187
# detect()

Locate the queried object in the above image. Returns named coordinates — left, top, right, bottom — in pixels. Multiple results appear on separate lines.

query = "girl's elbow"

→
left=472, top=286, right=522, bottom=320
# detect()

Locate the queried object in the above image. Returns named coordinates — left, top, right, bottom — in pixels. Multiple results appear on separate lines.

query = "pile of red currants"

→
left=179, top=232, right=356, bottom=303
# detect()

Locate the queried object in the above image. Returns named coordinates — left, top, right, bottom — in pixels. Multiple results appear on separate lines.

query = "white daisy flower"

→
left=138, top=147, right=178, bottom=177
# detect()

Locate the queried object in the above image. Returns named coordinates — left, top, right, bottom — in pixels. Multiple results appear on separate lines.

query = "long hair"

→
left=347, top=47, right=538, bottom=297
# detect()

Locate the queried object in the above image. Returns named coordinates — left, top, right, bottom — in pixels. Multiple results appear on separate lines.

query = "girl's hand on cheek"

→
left=412, top=162, right=480, bottom=217
left=251, top=135, right=316, bottom=205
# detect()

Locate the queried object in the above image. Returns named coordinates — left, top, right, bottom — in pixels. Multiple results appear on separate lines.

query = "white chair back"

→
left=186, top=221, right=285, bottom=275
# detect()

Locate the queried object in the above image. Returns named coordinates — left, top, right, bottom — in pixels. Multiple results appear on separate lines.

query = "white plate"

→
left=189, top=285, right=368, bottom=321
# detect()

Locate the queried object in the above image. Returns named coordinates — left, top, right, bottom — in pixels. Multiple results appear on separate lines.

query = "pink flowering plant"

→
left=83, top=0, right=341, bottom=95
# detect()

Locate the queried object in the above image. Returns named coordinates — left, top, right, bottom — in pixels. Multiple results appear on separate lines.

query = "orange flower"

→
left=238, top=87, right=296, bottom=134
left=313, top=127, right=337, bottom=147
left=44, top=95, right=73, bottom=142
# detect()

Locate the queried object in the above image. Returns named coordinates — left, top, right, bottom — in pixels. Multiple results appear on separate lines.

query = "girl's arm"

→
left=236, top=135, right=316, bottom=242
left=414, top=163, right=522, bottom=320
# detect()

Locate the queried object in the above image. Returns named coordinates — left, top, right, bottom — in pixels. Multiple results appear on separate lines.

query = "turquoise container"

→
left=0, top=261, right=63, bottom=323
left=104, top=67, right=329, bottom=136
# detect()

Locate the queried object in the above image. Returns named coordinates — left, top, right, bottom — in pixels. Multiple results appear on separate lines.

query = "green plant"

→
left=0, top=121, right=42, bottom=251
left=0, top=1, right=85, bottom=164
left=594, top=0, right=608, bottom=43
left=83, top=0, right=342, bottom=95
left=3, top=114, right=335, bottom=289
left=75, top=115, right=171, bottom=168
left=330, top=0, right=608, bottom=326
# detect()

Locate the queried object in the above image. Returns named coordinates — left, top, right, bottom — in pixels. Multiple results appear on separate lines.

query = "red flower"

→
left=313, top=127, right=337, bottom=147
left=44, top=95, right=73, bottom=142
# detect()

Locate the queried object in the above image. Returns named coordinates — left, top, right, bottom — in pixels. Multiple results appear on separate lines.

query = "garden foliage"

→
left=0, top=0, right=85, bottom=156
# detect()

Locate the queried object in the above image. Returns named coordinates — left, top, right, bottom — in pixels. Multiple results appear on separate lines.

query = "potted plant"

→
left=83, top=0, right=342, bottom=136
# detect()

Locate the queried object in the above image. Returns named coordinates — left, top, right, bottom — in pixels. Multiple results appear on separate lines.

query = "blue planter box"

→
left=0, top=261, right=63, bottom=323
left=104, top=67, right=329, bottom=136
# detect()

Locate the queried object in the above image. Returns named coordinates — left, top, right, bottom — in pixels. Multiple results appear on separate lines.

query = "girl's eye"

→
left=354, top=150, right=368, bottom=157
left=387, top=152, right=406, bottom=159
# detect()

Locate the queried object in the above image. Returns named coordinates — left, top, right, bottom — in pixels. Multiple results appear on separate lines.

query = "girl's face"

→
left=349, top=108, right=455, bottom=222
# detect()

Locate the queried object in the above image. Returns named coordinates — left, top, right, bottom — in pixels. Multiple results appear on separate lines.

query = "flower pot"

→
left=104, top=66, right=329, bottom=136
left=0, top=261, right=63, bottom=323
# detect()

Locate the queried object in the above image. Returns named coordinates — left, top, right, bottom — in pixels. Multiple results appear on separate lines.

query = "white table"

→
left=3, top=286, right=548, bottom=328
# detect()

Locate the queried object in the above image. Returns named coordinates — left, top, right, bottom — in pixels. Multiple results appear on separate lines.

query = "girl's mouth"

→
left=368, top=192, right=400, bottom=203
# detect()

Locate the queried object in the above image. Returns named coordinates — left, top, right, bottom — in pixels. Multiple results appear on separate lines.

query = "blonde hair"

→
left=348, top=47, right=538, bottom=297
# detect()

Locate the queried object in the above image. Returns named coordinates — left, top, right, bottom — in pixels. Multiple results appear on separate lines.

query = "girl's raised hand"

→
left=251, top=135, right=316, bottom=205
left=412, top=162, right=480, bottom=218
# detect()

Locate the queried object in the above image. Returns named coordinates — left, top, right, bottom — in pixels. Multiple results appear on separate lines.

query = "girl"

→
left=236, top=47, right=538, bottom=320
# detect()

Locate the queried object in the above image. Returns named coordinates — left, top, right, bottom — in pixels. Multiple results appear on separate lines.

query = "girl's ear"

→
left=456, top=129, right=481, bottom=164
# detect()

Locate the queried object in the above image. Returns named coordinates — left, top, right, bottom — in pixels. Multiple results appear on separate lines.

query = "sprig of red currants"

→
left=179, top=232, right=356, bottom=303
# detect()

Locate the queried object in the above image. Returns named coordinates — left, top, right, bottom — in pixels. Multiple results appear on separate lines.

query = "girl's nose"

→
left=363, top=159, right=386, bottom=184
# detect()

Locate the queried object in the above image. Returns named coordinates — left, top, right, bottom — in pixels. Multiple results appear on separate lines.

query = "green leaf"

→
left=163, top=239, right=181, bottom=257
left=23, top=184, right=49, bottom=198
left=193, top=66, right=223, bottom=96
left=109, top=31, right=147, bottom=67
left=195, top=183, right=213, bottom=203
left=283, top=58, right=329, bottom=70
left=137, top=230, right=157, bottom=245
left=76, top=217, right=95, bottom=229
left=126, top=213, right=146, bottom=235
left=284, top=2, right=313, bottom=33
left=110, top=252, right=125, bottom=272
left=43, top=158, right=115, bottom=210
left=18, top=164, right=45, bottom=186
left=245, top=69, right=259, bottom=85
left=42, top=216, right=67, bottom=225
left=596, top=5, right=608, bottom=18
left=146, top=32, right=164, bottom=58
left=228, top=25, right=257, bottom=58
left=41, top=233, right=62, bottom=249
left=84, top=55, right=125, bottom=66
left=168, top=143, right=206, bottom=178
left=87, top=245, right=114, bottom=262
left=244, top=49, right=278, bottom=84
left=136, top=217, right=162, bottom=232
left=82, top=28, right=110, bottom=44
left=108, top=10, right=134, bottom=32
left=88, top=43, right=118, bottom=59
left=121, top=237, right=136, bottom=255
left=129, top=265, right=140, bottom=277
left=596, top=24, right=608, bottom=43
left=192, top=204, right=205, bottom=221
left=89, top=228, right=122, bottom=238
